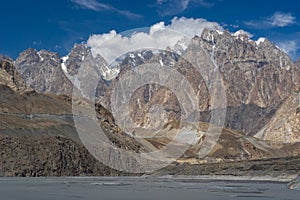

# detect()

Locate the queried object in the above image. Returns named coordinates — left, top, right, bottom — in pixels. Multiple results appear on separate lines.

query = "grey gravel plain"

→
left=0, top=176, right=299, bottom=200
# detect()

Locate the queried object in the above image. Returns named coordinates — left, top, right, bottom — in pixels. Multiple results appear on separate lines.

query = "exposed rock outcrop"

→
left=255, top=89, right=300, bottom=143
left=102, top=29, right=300, bottom=136
left=0, top=55, right=27, bottom=92
left=0, top=81, right=145, bottom=176
left=15, top=49, right=73, bottom=95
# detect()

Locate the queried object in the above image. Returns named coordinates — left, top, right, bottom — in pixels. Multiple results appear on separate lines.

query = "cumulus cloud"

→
left=156, top=0, right=213, bottom=16
left=87, top=17, right=223, bottom=63
left=245, top=12, right=296, bottom=29
left=70, top=0, right=141, bottom=18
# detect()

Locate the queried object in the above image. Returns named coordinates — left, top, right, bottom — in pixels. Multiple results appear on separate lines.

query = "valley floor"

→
left=0, top=176, right=299, bottom=200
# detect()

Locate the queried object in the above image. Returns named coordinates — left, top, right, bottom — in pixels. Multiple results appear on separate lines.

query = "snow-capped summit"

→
left=233, top=30, right=253, bottom=41
left=60, top=44, right=119, bottom=81
left=256, top=37, right=266, bottom=45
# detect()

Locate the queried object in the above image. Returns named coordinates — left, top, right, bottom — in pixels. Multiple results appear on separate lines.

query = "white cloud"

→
left=277, top=40, right=299, bottom=56
left=245, top=12, right=296, bottom=29
left=156, top=0, right=213, bottom=16
left=267, top=12, right=296, bottom=27
left=70, top=0, right=141, bottom=18
left=86, top=17, right=223, bottom=63
left=71, top=0, right=108, bottom=11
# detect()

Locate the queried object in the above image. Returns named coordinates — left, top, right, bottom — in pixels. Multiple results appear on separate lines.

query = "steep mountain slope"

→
left=0, top=91, right=146, bottom=176
left=198, top=30, right=300, bottom=135
left=1, top=83, right=298, bottom=176
left=0, top=59, right=145, bottom=176
left=14, top=46, right=112, bottom=97
left=62, top=44, right=118, bottom=81
left=255, top=89, right=300, bottom=143
left=102, top=29, right=300, bottom=137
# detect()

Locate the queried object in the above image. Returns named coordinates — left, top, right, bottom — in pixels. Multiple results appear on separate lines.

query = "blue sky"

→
left=1, top=0, right=300, bottom=60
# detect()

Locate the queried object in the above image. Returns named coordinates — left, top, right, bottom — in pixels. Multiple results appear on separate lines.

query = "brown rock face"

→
left=104, top=29, right=300, bottom=136
left=0, top=136, right=121, bottom=177
left=200, top=30, right=299, bottom=107
left=0, top=79, right=145, bottom=176
left=192, top=30, right=300, bottom=134
left=255, top=89, right=300, bottom=143
left=0, top=55, right=27, bottom=92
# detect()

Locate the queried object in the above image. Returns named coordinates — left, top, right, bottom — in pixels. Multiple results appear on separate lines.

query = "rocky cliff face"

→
left=0, top=135, right=119, bottom=177
left=196, top=30, right=300, bottom=135
left=0, top=55, right=27, bottom=92
left=103, top=29, right=300, bottom=137
left=62, top=44, right=90, bottom=77
left=255, top=89, right=300, bottom=143
left=62, top=44, right=118, bottom=80
left=14, top=45, right=112, bottom=97
left=15, top=49, right=73, bottom=95
left=199, top=29, right=300, bottom=108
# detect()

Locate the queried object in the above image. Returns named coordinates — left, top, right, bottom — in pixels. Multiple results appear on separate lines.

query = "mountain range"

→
left=0, top=28, right=300, bottom=176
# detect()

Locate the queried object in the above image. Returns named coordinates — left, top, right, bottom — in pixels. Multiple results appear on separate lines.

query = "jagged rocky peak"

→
left=62, top=44, right=119, bottom=81
left=120, top=50, right=154, bottom=68
left=195, top=28, right=299, bottom=105
left=16, top=48, right=61, bottom=68
left=199, top=28, right=277, bottom=53
left=62, top=44, right=90, bottom=76
left=15, top=48, right=73, bottom=95
left=119, top=49, right=181, bottom=71
left=0, top=55, right=15, bottom=76
left=14, top=46, right=110, bottom=98
left=186, top=28, right=300, bottom=134
left=105, top=28, right=300, bottom=136
left=0, top=55, right=27, bottom=92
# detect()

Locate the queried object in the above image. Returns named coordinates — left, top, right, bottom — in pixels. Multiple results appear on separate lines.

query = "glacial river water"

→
left=0, top=176, right=299, bottom=200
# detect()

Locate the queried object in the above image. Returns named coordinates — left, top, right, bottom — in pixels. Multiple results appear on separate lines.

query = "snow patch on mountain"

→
left=37, top=51, right=44, bottom=62
left=216, top=30, right=223, bottom=35
left=233, top=30, right=253, bottom=41
left=61, top=55, right=69, bottom=74
left=256, top=37, right=266, bottom=45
